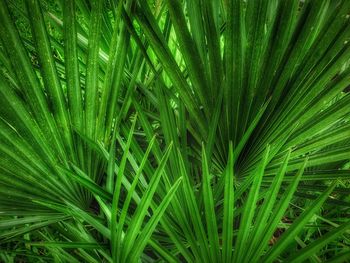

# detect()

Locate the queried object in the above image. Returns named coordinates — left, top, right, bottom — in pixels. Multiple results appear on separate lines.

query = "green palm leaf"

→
left=0, top=0, right=349, bottom=261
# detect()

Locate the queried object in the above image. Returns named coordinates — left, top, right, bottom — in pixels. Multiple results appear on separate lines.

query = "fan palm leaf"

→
left=0, top=0, right=349, bottom=262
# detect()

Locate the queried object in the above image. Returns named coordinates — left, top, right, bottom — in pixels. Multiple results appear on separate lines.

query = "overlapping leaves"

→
left=0, top=0, right=349, bottom=262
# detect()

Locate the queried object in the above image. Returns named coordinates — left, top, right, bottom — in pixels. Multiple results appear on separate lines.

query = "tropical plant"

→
left=0, top=0, right=349, bottom=262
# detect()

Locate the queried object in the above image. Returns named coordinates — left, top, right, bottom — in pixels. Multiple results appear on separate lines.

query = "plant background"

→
left=0, top=0, right=349, bottom=262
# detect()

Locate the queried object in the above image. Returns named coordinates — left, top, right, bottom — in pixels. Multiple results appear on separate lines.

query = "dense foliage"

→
left=0, top=0, right=350, bottom=262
